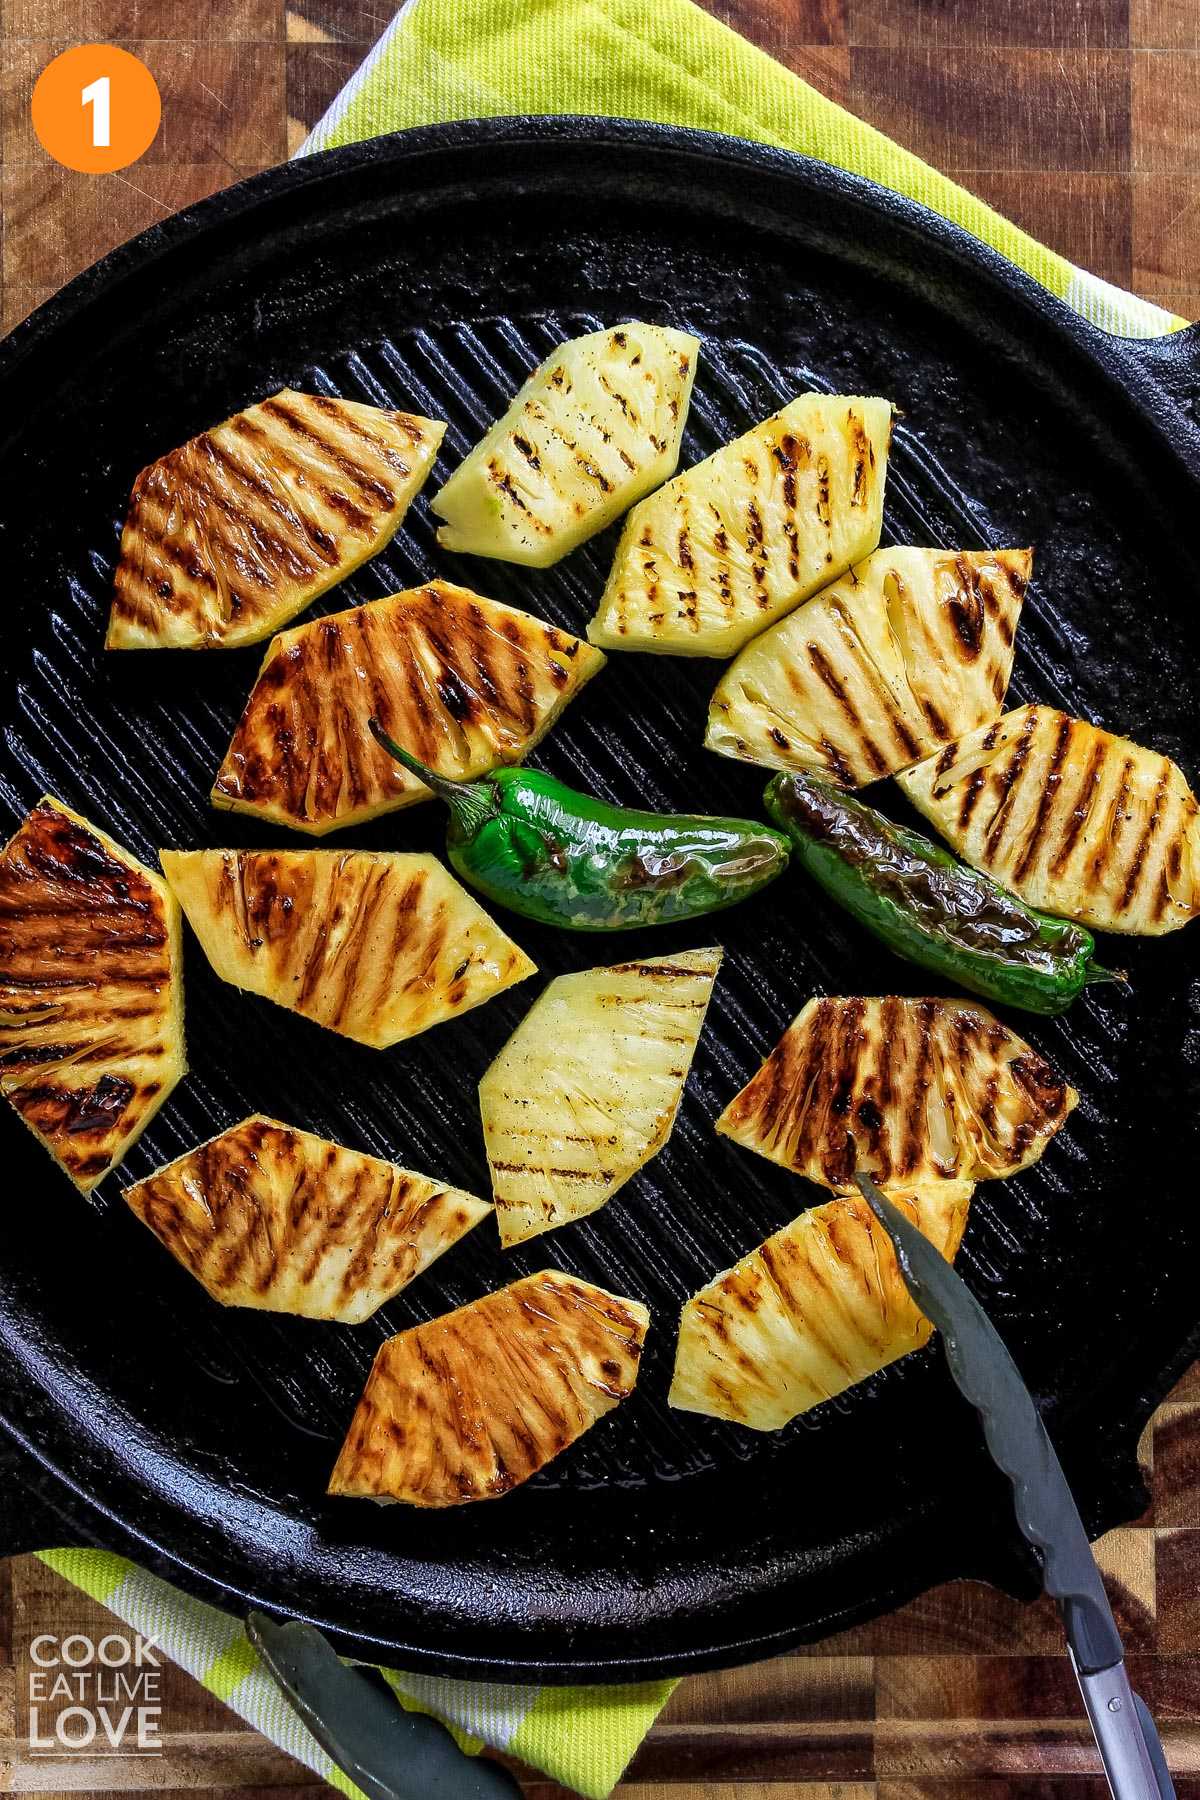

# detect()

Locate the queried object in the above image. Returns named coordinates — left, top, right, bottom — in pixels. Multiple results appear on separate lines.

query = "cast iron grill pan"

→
left=0, top=118, right=1198, bottom=1680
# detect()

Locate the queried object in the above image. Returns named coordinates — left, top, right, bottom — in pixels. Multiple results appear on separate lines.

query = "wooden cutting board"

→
left=1, top=2, right=1198, bottom=1795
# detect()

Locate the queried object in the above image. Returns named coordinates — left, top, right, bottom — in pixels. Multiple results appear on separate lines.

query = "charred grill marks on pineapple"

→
left=717, top=994, right=1075, bottom=1189
left=434, top=324, right=697, bottom=567
left=901, top=704, right=1200, bottom=933
left=108, top=391, right=444, bottom=649
left=707, top=548, right=1028, bottom=783
left=669, top=1182, right=971, bottom=1429
left=203, top=430, right=343, bottom=565
left=328, top=1271, right=648, bottom=1506
left=213, top=582, right=603, bottom=835
left=589, top=394, right=892, bottom=655
left=1012, top=711, right=1073, bottom=884
left=480, top=949, right=721, bottom=1247
left=123, top=1116, right=488, bottom=1322
left=0, top=800, right=185, bottom=1190
left=162, top=847, right=533, bottom=1049
left=259, top=396, right=396, bottom=508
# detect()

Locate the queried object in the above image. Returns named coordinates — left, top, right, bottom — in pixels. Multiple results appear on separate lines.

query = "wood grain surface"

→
left=2, top=1, right=1199, bottom=1795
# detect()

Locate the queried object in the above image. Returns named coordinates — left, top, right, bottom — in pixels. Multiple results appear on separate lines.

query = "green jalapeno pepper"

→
left=370, top=720, right=789, bottom=931
left=764, top=769, right=1122, bottom=1015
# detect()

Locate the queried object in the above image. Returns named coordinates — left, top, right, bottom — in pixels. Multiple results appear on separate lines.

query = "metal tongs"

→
left=247, top=1613, right=521, bottom=1800
left=856, top=1171, right=1174, bottom=1800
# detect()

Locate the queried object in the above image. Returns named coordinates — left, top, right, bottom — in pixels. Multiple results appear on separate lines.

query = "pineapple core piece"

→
left=107, top=389, right=445, bottom=650
left=0, top=797, right=186, bottom=1191
left=124, top=1115, right=489, bottom=1323
left=718, top=995, right=1075, bottom=1191
left=899, top=704, right=1200, bottom=936
left=669, top=1180, right=972, bottom=1430
left=213, top=580, right=605, bottom=835
left=480, top=948, right=721, bottom=1247
left=588, top=393, right=893, bottom=657
left=160, top=847, right=534, bottom=1049
left=432, top=322, right=698, bottom=567
left=707, top=546, right=1030, bottom=783
left=329, top=1270, right=649, bottom=1505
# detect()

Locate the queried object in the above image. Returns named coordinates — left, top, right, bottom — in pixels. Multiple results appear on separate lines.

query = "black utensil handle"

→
left=0, top=1429, right=89, bottom=1558
left=247, top=1613, right=523, bottom=1800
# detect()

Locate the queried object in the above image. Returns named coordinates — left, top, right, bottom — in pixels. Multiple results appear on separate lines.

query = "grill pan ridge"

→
left=0, top=117, right=1198, bottom=1680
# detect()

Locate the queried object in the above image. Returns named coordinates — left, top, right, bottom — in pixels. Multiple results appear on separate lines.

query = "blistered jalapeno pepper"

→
left=764, top=769, right=1121, bottom=1014
left=370, top=720, right=789, bottom=931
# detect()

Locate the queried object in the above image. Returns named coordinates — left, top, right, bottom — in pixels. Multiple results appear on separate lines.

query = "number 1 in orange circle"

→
left=31, top=45, right=161, bottom=175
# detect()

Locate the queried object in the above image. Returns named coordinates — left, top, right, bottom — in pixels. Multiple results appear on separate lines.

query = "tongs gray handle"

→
left=246, top=1613, right=522, bottom=1800
left=1072, top=1651, right=1174, bottom=1797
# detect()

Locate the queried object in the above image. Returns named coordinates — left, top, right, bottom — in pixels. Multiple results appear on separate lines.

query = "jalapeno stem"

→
left=368, top=718, right=498, bottom=835
left=1085, top=964, right=1129, bottom=988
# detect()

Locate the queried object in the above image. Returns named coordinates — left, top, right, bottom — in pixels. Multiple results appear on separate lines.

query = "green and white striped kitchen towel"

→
left=40, top=4, right=1184, bottom=1799
left=302, top=0, right=1184, bottom=338
left=38, top=1547, right=670, bottom=1795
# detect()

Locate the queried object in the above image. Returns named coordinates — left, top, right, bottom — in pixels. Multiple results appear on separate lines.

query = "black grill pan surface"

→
left=1, top=117, right=1199, bottom=1682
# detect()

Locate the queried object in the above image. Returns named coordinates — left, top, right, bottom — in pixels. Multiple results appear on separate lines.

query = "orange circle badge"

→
left=31, top=45, right=161, bottom=174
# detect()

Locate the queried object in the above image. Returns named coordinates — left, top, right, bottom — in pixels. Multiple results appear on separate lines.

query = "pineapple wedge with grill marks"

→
left=669, top=1180, right=972, bottom=1430
left=160, top=847, right=534, bottom=1049
left=432, top=323, right=698, bottom=567
left=0, top=798, right=186, bottom=1192
left=717, top=995, right=1075, bottom=1191
left=706, top=546, right=1030, bottom=783
left=329, top=1270, right=649, bottom=1506
left=212, top=580, right=605, bottom=835
left=124, top=1115, right=489, bottom=1323
left=107, top=389, right=445, bottom=650
left=480, top=948, right=721, bottom=1247
left=587, top=393, right=893, bottom=657
left=898, top=704, right=1200, bottom=935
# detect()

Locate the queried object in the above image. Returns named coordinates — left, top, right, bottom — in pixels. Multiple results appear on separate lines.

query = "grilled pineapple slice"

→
left=587, top=393, right=893, bottom=657
left=717, top=995, right=1075, bottom=1189
left=669, top=1179, right=972, bottom=1429
left=899, top=705, right=1200, bottom=935
left=212, top=580, right=605, bottom=835
left=432, top=323, right=697, bottom=567
left=706, top=546, right=1030, bottom=783
left=480, top=948, right=721, bottom=1247
left=160, top=848, right=533, bottom=1049
left=329, top=1270, right=648, bottom=1505
left=124, top=1115, right=488, bottom=1322
left=0, top=798, right=185, bottom=1191
left=107, top=390, right=445, bottom=650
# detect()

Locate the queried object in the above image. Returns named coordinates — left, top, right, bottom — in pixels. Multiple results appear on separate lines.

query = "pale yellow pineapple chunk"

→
left=717, top=995, right=1075, bottom=1190
left=123, top=1115, right=489, bottom=1323
left=0, top=798, right=186, bottom=1192
left=432, top=323, right=698, bottom=567
left=587, top=393, right=893, bottom=657
left=212, top=580, right=605, bottom=835
left=669, top=1180, right=972, bottom=1429
left=480, top=948, right=721, bottom=1247
left=707, top=546, right=1030, bottom=783
left=329, top=1270, right=649, bottom=1506
left=899, top=705, right=1200, bottom=936
left=107, top=389, right=445, bottom=649
left=160, top=847, right=533, bottom=1049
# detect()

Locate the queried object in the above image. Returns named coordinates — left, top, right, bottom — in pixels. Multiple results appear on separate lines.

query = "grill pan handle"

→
left=1120, top=321, right=1200, bottom=478
left=0, top=1429, right=89, bottom=1558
